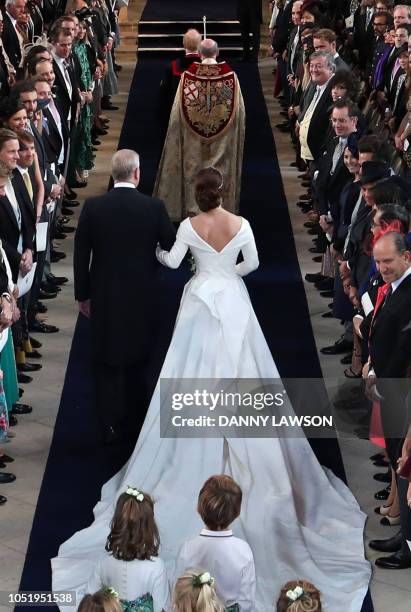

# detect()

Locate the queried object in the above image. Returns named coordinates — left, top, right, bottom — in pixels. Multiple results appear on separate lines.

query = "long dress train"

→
left=52, top=218, right=371, bottom=611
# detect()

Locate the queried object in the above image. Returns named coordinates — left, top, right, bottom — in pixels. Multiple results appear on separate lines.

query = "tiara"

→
left=192, top=572, right=215, bottom=588
left=125, top=486, right=144, bottom=501
left=286, top=586, right=304, bottom=603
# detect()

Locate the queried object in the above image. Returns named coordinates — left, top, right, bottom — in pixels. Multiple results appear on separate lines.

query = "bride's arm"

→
left=236, top=229, right=259, bottom=276
left=156, top=226, right=189, bottom=269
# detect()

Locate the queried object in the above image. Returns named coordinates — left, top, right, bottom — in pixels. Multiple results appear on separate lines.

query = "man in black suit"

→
left=158, top=29, right=202, bottom=141
left=353, top=0, right=376, bottom=73
left=297, top=50, right=335, bottom=164
left=237, top=0, right=262, bottom=62
left=50, top=26, right=80, bottom=131
left=2, top=0, right=26, bottom=72
left=74, top=149, right=176, bottom=445
left=366, top=231, right=411, bottom=569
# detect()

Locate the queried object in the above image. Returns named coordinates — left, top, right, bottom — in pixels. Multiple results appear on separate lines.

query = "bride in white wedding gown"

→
left=52, top=170, right=371, bottom=611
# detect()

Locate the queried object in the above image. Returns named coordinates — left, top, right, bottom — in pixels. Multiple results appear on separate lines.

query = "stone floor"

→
left=0, top=44, right=409, bottom=612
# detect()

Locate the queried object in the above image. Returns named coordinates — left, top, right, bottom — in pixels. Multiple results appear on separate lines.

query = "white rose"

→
left=137, top=493, right=144, bottom=502
left=200, top=572, right=211, bottom=584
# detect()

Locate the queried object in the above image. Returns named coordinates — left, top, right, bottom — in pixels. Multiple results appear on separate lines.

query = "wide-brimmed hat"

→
left=360, top=161, right=391, bottom=186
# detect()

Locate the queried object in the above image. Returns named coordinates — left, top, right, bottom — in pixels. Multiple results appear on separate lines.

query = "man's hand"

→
left=0, top=296, right=13, bottom=330
left=50, top=183, right=62, bottom=199
left=365, top=375, right=381, bottom=402
left=339, top=260, right=350, bottom=279
left=78, top=299, right=91, bottom=318
left=349, top=285, right=360, bottom=309
left=20, top=250, right=33, bottom=276
left=319, top=214, right=333, bottom=234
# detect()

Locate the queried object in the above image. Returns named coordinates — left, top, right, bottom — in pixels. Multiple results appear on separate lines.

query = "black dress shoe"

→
left=375, top=486, right=391, bottom=500
left=373, top=470, right=391, bottom=483
left=17, top=363, right=42, bottom=372
left=8, top=414, right=18, bottom=426
left=312, top=255, right=322, bottom=263
left=30, top=337, right=42, bottom=348
left=29, top=321, right=59, bottom=334
left=0, top=454, right=14, bottom=463
left=375, top=551, right=411, bottom=569
left=47, top=274, right=68, bottom=285
left=0, top=495, right=7, bottom=504
left=374, top=458, right=389, bottom=468
left=305, top=273, right=325, bottom=283
left=308, top=228, right=320, bottom=236
left=369, top=531, right=402, bottom=553
left=320, top=290, right=334, bottom=298
left=320, top=338, right=353, bottom=355
left=25, top=350, right=42, bottom=359
left=371, top=452, right=385, bottom=462
left=0, top=472, right=16, bottom=484
left=65, top=189, right=77, bottom=199
left=101, top=103, right=119, bottom=111
left=41, top=281, right=61, bottom=293
left=68, top=180, right=87, bottom=189
left=11, top=403, right=32, bottom=414
left=38, top=288, right=57, bottom=299
left=92, top=126, right=108, bottom=136
left=322, top=311, right=334, bottom=318
left=57, top=224, right=75, bottom=234
left=315, top=278, right=334, bottom=291
left=62, top=199, right=80, bottom=207
left=17, top=372, right=32, bottom=383
left=35, top=301, right=47, bottom=313
left=54, top=231, right=67, bottom=240
left=62, top=207, right=74, bottom=216
left=299, top=193, right=312, bottom=201
left=19, top=387, right=24, bottom=397
left=114, top=63, right=122, bottom=71
left=92, top=139, right=101, bottom=146
left=309, top=246, right=323, bottom=254
left=50, top=250, right=66, bottom=262
left=340, top=354, right=352, bottom=364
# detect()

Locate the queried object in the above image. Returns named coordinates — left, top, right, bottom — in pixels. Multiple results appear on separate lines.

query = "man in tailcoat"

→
left=74, top=150, right=175, bottom=445
left=237, top=0, right=262, bottom=61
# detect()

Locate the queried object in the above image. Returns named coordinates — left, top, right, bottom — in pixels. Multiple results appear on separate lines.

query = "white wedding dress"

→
left=52, top=218, right=371, bottom=611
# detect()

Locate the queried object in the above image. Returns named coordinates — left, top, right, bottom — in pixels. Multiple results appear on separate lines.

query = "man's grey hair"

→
left=5, top=0, right=24, bottom=6
left=309, top=50, right=336, bottom=72
left=111, top=149, right=140, bottom=181
left=200, top=39, right=219, bottom=58
left=394, top=5, right=411, bottom=18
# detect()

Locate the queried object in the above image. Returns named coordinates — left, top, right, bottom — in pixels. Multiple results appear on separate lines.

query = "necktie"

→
left=371, top=283, right=391, bottom=331
left=331, top=139, right=345, bottom=175
left=23, top=171, right=33, bottom=202
left=42, top=114, right=49, bottom=135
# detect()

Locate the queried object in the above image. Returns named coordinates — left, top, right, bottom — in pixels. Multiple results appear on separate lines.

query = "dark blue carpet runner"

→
left=18, top=2, right=372, bottom=611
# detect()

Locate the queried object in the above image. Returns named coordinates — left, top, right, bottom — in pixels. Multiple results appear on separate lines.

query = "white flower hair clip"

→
left=104, top=586, right=119, bottom=598
left=125, top=486, right=144, bottom=502
left=286, top=586, right=304, bottom=602
left=192, top=571, right=215, bottom=588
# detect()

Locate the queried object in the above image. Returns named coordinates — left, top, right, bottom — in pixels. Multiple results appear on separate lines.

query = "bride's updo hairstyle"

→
left=195, top=167, right=224, bottom=212
left=105, top=488, right=160, bottom=561
left=276, top=580, right=322, bottom=612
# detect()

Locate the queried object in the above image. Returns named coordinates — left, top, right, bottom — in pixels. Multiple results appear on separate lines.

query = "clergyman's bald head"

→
left=183, top=29, right=202, bottom=53
left=200, top=38, right=219, bottom=59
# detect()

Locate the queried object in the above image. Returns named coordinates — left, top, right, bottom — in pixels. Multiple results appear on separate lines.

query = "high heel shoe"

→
left=380, top=514, right=401, bottom=526
left=375, top=505, right=392, bottom=516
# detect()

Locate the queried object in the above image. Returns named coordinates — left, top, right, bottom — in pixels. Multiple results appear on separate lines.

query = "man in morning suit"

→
left=74, top=149, right=176, bottom=446
left=367, top=231, right=411, bottom=570
left=2, top=0, right=26, bottom=72
left=237, top=0, right=262, bottom=62
left=158, top=28, right=202, bottom=141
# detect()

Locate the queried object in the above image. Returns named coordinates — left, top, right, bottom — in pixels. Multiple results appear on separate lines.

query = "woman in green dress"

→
left=68, top=17, right=94, bottom=185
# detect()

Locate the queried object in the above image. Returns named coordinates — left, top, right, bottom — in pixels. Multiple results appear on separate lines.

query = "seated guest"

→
left=175, top=475, right=255, bottom=612
left=172, top=569, right=225, bottom=612
left=78, top=590, right=122, bottom=612
left=276, top=580, right=322, bottom=611
left=86, top=487, right=169, bottom=612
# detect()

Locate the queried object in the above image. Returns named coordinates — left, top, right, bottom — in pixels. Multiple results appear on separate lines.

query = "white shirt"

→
left=391, top=266, right=411, bottom=293
left=5, top=179, right=23, bottom=254
left=52, top=53, right=73, bottom=119
left=86, top=553, right=169, bottom=612
left=175, top=528, right=256, bottom=611
left=114, top=182, right=136, bottom=189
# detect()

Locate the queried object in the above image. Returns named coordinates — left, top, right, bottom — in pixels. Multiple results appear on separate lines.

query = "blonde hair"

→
left=173, top=569, right=225, bottom=612
left=276, top=580, right=322, bottom=612
left=78, top=591, right=122, bottom=612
